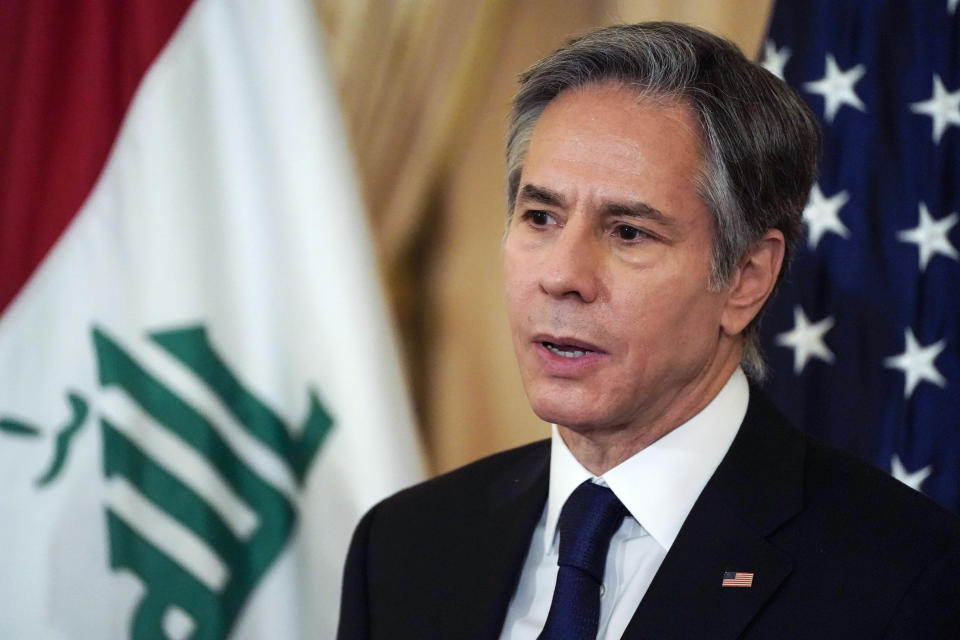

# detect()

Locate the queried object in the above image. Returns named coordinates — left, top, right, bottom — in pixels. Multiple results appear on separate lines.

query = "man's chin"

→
left=526, top=393, right=608, bottom=431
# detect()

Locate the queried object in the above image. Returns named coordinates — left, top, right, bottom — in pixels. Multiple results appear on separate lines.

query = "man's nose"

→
left=538, top=225, right=601, bottom=303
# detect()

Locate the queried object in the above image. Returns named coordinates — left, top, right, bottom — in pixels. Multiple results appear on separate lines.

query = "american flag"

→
left=721, top=571, right=755, bottom=588
left=759, top=1, right=960, bottom=514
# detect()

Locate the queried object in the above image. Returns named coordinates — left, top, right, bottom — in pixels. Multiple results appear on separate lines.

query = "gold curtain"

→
left=317, top=0, right=774, bottom=474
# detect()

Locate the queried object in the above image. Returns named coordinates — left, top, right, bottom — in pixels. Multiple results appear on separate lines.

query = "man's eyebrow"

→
left=517, top=183, right=566, bottom=207
left=601, top=201, right=675, bottom=227
left=517, top=184, right=676, bottom=228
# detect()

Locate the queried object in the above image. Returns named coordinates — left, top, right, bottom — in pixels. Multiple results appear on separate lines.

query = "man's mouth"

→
left=541, top=341, right=596, bottom=359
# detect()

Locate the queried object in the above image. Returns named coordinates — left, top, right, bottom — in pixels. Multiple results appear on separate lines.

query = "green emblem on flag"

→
left=93, top=324, right=333, bottom=640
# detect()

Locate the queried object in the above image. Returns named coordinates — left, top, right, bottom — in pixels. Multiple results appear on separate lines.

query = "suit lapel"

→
left=456, top=441, right=550, bottom=638
left=622, top=391, right=806, bottom=640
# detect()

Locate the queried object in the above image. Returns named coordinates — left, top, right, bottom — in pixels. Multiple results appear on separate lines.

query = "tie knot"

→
left=556, top=481, right=628, bottom=582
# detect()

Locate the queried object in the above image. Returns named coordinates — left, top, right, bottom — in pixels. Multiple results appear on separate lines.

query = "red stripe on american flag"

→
left=0, top=0, right=194, bottom=315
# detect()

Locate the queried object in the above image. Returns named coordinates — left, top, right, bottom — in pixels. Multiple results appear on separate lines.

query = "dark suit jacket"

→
left=337, top=391, right=960, bottom=639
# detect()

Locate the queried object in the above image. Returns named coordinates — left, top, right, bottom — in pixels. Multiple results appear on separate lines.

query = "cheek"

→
left=614, top=270, right=721, bottom=348
left=503, top=246, right=533, bottom=327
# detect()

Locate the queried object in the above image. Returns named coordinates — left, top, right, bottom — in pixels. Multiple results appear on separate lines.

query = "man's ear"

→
left=720, top=229, right=785, bottom=336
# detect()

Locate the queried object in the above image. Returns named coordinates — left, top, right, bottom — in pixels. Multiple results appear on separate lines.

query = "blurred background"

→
left=317, top=0, right=774, bottom=475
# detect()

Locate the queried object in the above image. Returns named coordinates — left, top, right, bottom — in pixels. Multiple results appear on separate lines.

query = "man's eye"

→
left=614, top=225, right=646, bottom=241
left=524, top=210, right=553, bottom=226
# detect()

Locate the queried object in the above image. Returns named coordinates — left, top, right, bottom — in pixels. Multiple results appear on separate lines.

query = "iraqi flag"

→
left=0, top=1, right=425, bottom=638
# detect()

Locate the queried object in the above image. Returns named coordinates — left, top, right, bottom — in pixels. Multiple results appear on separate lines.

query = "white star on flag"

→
left=761, top=40, right=791, bottom=80
left=804, top=183, right=851, bottom=248
left=884, top=328, right=947, bottom=399
left=803, top=54, right=867, bottom=122
left=910, top=74, right=960, bottom=143
left=896, top=203, right=959, bottom=271
left=890, top=454, right=933, bottom=492
left=776, top=306, right=836, bottom=374
left=950, top=0, right=958, bottom=16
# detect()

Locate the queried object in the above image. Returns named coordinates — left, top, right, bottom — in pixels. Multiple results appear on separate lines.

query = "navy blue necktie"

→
left=538, top=481, right=628, bottom=640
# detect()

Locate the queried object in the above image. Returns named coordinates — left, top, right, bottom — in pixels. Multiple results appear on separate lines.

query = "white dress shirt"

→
left=499, top=368, right=749, bottom=640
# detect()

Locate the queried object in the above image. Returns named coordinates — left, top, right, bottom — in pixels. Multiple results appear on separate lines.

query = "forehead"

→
left=521, top=83, right=708, bottom=219
left=529, top=82, right=703, bottom=167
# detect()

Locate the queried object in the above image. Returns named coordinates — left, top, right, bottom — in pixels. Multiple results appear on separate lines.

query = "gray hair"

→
left=506, top=22, right=820, bottom=380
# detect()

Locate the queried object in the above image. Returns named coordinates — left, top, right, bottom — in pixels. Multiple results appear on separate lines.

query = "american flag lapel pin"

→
left=721, top=571, right=754, bottom=588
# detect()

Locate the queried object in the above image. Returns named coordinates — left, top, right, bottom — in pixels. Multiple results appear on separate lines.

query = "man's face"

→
left=504, top=83, right=737, bottom=438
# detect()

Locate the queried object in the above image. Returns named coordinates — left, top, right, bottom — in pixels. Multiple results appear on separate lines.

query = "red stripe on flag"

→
left=0, top=0, right=195, bottom=315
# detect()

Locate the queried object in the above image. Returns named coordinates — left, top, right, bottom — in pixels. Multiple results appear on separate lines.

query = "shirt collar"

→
left=544, top=367, right=749, bottom=553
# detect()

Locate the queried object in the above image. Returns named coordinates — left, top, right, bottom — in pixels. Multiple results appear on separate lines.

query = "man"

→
left=338, top=23, right=960, bottom=639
